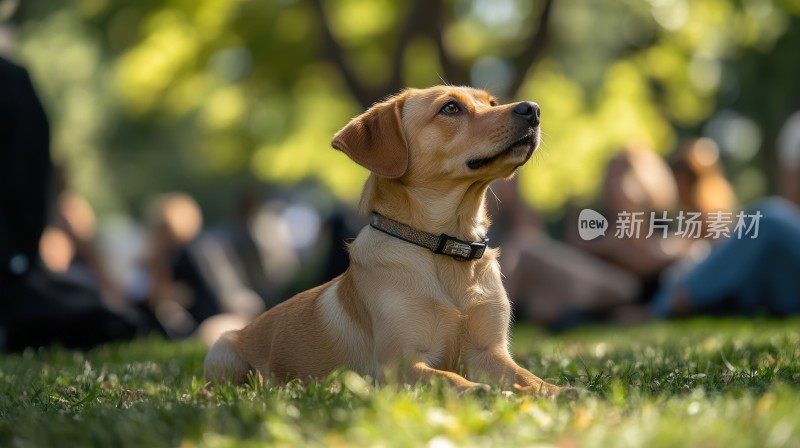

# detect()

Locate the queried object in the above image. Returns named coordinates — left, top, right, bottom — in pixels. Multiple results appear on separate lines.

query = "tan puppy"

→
left=204, top=86, right=566, bottom=396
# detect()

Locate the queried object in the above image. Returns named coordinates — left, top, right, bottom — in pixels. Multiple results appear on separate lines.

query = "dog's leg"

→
left=373, top=299, right=489, bottom=392
left=465, top=346, right=563, bottom=397
left=381, top=359, right=489, bottom=392
left=463, top=301, right=566, bottom=397
left=409, top=361, right=490, bottom=392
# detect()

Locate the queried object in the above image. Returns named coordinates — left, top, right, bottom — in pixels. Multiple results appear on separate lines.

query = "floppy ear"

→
left=331, top=95, right=409, bottom=178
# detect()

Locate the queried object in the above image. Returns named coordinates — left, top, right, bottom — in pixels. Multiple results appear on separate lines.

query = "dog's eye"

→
left=440, top=101, right=461, bottom=115
left=489, top=99, right=498, bottom=107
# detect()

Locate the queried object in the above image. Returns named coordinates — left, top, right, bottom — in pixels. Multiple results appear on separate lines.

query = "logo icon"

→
left=578, top=209, right=608, bottom=240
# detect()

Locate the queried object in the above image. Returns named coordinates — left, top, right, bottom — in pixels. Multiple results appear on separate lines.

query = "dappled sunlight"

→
left=117, top=11, right=201, bottom=115
left=402, top=37, right=445, bottom=88
left=251, top=69, right=367, bottom=200
left=9, top=0, right=799, bottom=214
left=517, top=59, right=676, bottom=211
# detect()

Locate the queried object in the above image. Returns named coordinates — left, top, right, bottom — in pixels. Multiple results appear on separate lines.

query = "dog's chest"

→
left=422, top=259, right=506, bottom=369
left=433, top=257, right=504, bottom=310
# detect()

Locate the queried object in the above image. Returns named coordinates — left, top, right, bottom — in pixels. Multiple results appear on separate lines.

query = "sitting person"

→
left=134, top=192, right=264, bottom=342
left=505, top=140, right=800, bottom=330
left=489, top=178, right=640, bottom=328
left=650, top=197, right=800, bottom=318
left=0, top=56, right=137, bottom=350
left=576, top=141, right=800, bottom=322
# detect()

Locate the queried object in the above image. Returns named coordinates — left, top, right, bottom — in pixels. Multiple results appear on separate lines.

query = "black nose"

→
left=512, top=101, right=540, bottom=126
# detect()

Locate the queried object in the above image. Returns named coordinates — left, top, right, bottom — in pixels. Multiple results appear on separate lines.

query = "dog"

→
left=204, top=86, right=567, bottom=397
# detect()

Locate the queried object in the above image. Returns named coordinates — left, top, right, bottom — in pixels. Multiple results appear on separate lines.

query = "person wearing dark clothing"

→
left=0, top=57, right=137, bottom=350
left=0, top=57, right=51, bottom=277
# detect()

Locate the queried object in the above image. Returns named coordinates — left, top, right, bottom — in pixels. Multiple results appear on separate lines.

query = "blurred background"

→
left=6, top=0, right=800, bottom=216
left=2, top=0, right=800, bottom=346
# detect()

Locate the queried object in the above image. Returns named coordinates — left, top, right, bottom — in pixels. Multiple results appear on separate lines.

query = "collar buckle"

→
left=437, top=235, right=488, bottom=261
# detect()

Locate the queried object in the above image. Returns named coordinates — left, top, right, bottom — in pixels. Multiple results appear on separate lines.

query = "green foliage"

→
left=0, top=320, right=798, bottom=447
left=10, top=0, right=800, bottom=217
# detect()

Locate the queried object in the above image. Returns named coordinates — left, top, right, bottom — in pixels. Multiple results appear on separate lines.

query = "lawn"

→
left=0, top=319, right=798, bottom=447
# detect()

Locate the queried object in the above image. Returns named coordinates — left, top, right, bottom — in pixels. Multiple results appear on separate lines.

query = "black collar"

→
left=369, top=212, right=488, bottom=261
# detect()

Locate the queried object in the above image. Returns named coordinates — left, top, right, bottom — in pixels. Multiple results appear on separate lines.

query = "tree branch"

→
left=308, top=0, right=374, bottom=109
left=385, top=0, right=429, bottom=95
left=309, top=0, right=554, bottom=107
left=423, top=1, right=471, bottom=86
left=508, top=0, right=555, bottom=97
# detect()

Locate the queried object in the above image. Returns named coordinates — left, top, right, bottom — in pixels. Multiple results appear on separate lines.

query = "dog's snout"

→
left=512, top=101, right=540, bottom=126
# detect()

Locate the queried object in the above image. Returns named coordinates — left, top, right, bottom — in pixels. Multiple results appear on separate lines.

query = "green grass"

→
left=1, top=319, right=799, bottom=447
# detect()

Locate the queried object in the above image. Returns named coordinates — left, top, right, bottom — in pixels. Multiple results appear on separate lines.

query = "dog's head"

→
left=332, top=86, right=540, bottom=184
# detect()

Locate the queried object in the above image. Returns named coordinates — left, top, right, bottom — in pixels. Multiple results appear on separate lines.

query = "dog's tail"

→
left=204, top=331, right=253, bottom=385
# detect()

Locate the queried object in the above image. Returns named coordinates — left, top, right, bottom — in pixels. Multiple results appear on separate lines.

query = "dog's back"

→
left=204, top=277, right=372, bottom=383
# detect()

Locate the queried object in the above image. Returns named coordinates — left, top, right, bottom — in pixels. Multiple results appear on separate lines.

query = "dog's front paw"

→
left=555, top=386, right=584, bottom=400
left=513, top=382, right=578, bottom=399
left=458, top=383, right=491, bottom=396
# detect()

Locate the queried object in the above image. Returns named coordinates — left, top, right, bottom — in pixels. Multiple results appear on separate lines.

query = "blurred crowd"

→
left=2, top=54, right=800, bottom=352
left=499, top=137, right=800, bottom=331
left=0, top=54, right=365, bottom=349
